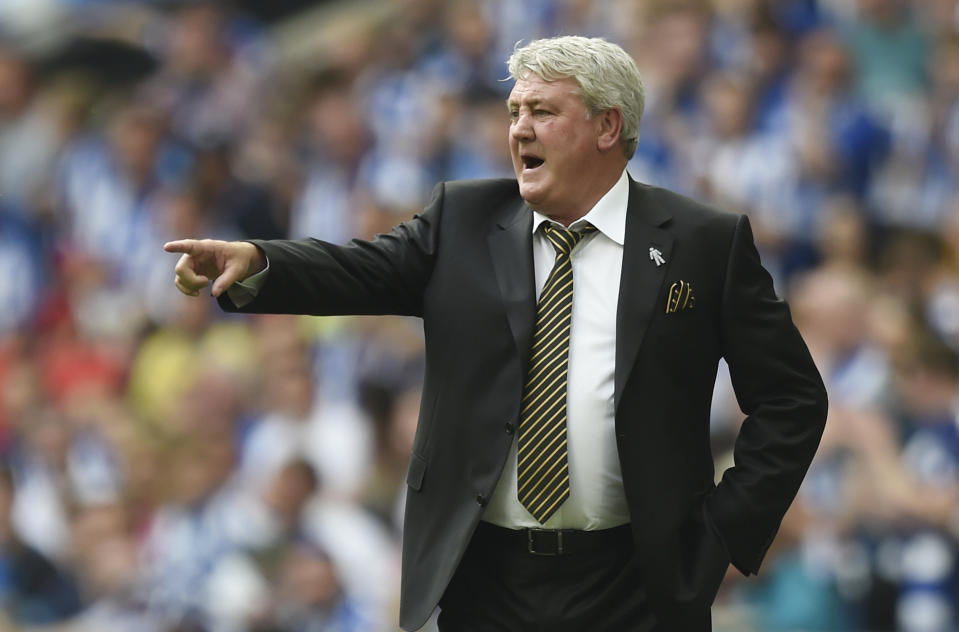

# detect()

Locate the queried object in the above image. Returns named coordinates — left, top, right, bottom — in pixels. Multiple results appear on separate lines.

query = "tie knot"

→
left=543, top=223, right=596, bottom=256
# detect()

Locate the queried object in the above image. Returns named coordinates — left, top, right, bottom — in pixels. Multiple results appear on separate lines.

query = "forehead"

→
left=507, top=76, right=582, bottom=105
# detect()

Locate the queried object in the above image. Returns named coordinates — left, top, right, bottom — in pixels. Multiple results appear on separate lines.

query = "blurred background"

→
left=0, top=0, right=957, bottom=630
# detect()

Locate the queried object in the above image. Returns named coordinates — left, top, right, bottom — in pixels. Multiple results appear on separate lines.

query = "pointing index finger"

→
left=163, top=240, right=198, bottom=254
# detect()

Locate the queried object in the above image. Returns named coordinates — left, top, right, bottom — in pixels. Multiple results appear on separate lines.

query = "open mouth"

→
left=521, top=156, right=545, bottom=170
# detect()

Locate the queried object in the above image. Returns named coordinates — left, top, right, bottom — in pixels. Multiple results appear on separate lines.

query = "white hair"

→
left=507, top=36, right=645, bottom=158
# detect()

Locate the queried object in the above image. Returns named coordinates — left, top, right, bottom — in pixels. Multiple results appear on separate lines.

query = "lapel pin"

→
left=649, top=247, right=665, bottom=267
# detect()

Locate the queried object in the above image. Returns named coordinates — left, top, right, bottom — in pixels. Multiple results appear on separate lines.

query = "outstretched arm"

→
left=164, top=183, right=444, bottom=317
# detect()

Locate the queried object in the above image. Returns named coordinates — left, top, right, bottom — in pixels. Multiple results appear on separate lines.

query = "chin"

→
left=518, top=181, right=546, bottom=209
left=520, top=192, right=543, bottom=210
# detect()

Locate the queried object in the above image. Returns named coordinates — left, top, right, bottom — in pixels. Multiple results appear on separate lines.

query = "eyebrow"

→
left=506, top=96, right=547, bottom=110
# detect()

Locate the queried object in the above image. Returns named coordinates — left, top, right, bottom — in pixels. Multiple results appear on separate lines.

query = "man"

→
left=166, top=36, right=827, bottom=631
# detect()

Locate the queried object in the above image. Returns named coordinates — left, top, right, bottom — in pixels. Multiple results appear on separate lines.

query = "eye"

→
left=508, top=109, right=519, bottom=122
left=533, top=109, right=552, bottom=117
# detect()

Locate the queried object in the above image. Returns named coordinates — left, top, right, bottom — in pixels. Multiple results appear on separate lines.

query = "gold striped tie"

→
left=517, top=223, right=596, bottom=524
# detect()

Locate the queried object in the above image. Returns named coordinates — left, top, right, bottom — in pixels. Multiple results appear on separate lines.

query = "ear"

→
left=596, top=107, right=624, bottom=153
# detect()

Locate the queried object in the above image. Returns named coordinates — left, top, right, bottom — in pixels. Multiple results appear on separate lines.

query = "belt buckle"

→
left=527, top=528, right=564, bottom=556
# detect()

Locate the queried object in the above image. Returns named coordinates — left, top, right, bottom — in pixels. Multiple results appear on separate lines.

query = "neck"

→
left=541, top=166, right=625, bottom=226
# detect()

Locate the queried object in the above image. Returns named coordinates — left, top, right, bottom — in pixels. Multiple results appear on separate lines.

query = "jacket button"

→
left=505, top=423, right=514, bottom=435
left=475, top=494, right=488, bottom=507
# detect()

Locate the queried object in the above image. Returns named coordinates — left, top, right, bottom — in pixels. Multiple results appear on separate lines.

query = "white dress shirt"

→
left=483, top=170, right=630, bottom=530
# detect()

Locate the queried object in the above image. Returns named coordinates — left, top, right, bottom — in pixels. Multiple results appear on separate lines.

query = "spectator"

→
left=0, top=464, right=82, bottom=625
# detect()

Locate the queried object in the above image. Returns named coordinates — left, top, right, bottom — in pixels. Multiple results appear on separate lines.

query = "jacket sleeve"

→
left=218, top=183, right=444, bottom=318
left=708, top=214, right=828, bottom=575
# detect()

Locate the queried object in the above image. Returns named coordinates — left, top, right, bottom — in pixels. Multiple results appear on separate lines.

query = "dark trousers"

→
left=437, top=522, right=657, bottom=632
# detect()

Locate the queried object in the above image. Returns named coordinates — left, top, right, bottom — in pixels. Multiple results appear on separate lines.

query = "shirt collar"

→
left=530, top=170, right=628, bottom=246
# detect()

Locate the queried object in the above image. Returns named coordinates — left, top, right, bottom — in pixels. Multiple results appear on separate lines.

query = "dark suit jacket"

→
left=221, top=176, right=827, bottom=631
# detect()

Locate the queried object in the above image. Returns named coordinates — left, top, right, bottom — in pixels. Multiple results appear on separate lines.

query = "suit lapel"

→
left=488, top=199, right=535, bottom=373
left=615, top=179, right=674, bottom=412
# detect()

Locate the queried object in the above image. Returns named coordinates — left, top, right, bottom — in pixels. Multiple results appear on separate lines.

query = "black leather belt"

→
left=475, top=521, right=632, bottom=556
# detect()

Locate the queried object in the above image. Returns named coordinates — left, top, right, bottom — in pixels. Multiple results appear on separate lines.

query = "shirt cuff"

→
left=226, top=258, right=269, bottom=308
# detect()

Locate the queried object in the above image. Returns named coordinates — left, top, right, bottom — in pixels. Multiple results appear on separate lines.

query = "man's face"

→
left=508, top=76, right=604, bottom=220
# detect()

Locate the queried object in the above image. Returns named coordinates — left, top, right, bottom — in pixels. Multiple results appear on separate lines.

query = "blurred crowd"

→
left=0, top=0, right=958, bottom=630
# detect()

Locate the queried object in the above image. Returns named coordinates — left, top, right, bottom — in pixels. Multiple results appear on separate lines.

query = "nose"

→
left=510, top=112, right=534, bottom=142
